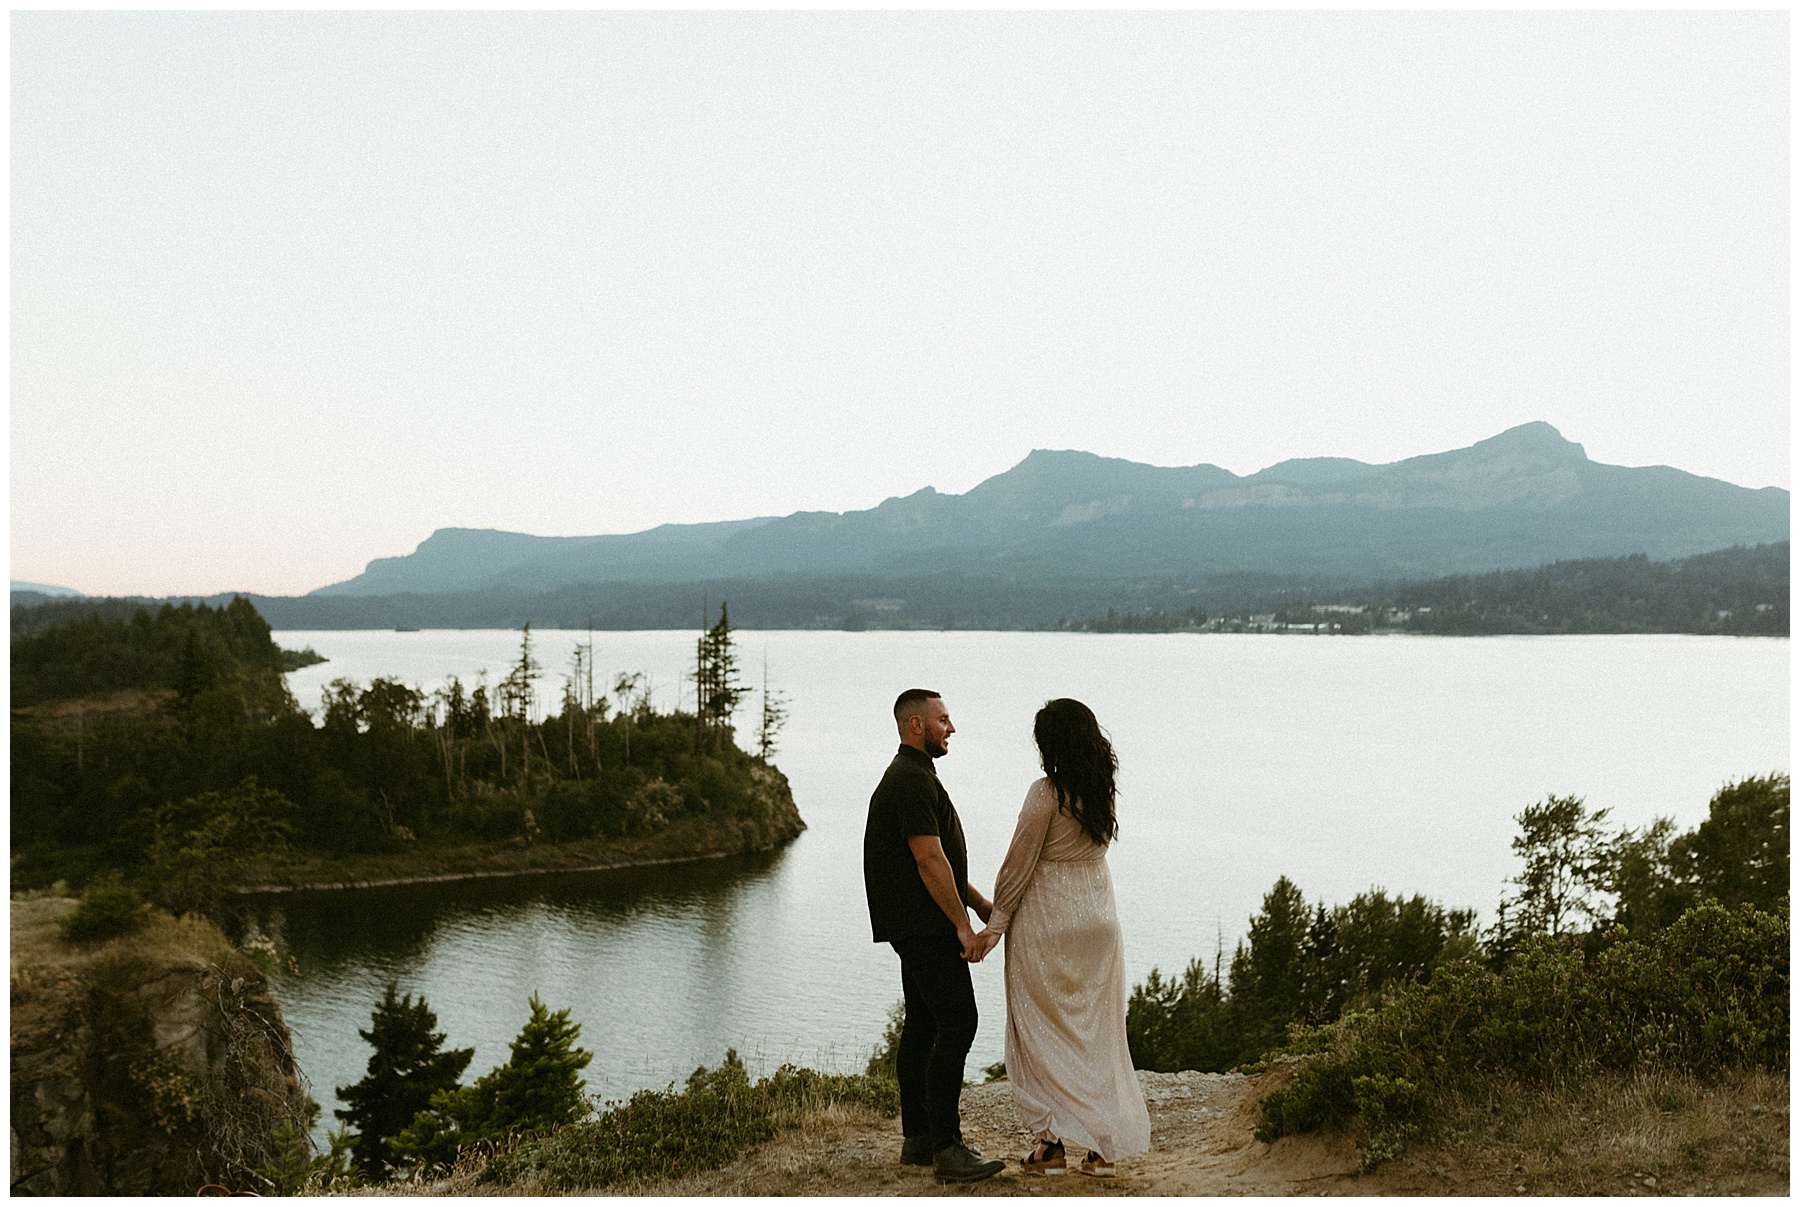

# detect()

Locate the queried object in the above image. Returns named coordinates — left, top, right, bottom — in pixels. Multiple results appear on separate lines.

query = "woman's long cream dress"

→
left=987, top=777, right=1151, bottom=1163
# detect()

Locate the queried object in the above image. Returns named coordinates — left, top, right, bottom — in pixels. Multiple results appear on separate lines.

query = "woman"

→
left=974, top=697, right=1151, bottom=1176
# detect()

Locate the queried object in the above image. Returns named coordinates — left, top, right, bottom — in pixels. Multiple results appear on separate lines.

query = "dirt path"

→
left=622, top=1065, right=1363, bottom=1197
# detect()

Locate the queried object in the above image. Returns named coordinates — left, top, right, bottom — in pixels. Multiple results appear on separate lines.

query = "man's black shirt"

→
left=863, top=744, right=970, bottom=943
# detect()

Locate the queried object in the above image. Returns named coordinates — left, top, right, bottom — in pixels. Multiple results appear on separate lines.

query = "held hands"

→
left=961, top=927, right=1002, bottom=963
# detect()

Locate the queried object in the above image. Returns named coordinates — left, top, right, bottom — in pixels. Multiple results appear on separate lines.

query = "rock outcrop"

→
left=10, top=899, right=312, bottom=1195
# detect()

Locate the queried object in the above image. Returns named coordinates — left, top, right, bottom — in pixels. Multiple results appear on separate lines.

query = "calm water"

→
left=248, top=630, right=1787, bottom=1141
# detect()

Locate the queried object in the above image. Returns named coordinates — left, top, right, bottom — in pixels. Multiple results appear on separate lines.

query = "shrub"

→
left=483, top=1050, right=898, bottom=1190
left=864, top=1000, right=904, bottom=1080
left=1257, top=901, right=1788, bottom=1153
left=61, top=878, right=147, bottom=943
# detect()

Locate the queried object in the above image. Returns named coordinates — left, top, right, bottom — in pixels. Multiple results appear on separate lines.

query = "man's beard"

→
left=924, top=736, right=948, bottom=759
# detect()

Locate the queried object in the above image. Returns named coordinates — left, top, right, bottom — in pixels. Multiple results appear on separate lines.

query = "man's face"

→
left=916, top=697, right=955, bottom=759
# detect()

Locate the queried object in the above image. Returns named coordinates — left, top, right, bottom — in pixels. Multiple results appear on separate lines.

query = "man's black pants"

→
left=890, top=933, right=978, bottom=1152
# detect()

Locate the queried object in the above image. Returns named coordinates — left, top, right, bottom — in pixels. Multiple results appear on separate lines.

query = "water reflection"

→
left=228, top=848, right=820, bottom=1142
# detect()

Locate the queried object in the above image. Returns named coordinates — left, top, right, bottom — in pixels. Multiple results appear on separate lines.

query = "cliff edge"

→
left=10, top=898, right=312, bottom=1195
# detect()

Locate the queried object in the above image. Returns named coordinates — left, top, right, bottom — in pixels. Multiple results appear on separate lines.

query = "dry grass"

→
left=13, top=896, right=255, bottom=991
left=1355, top=1066, right=1789, bottom=1196
left=352, top=1064, right=1787, bottom=1198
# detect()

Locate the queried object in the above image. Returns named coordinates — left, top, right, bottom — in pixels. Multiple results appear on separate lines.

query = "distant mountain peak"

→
left=1471, top=421, right=1587, bottom=460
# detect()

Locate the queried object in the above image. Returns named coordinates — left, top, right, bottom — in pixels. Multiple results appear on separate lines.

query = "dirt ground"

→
left=552, top=1065, right=1368, bottom=1197
left=591, top=1063, right=1789, bottom=1198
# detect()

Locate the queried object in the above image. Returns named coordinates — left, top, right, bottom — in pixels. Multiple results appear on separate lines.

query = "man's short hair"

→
left=893, top=688, right=941, bottom=724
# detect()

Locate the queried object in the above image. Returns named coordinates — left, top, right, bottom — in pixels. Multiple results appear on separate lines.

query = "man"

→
left=863, top=688, right=1006, bottom=1185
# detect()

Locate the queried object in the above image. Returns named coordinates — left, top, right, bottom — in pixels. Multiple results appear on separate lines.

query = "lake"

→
left=245, top=629, right=1787, bottom=1142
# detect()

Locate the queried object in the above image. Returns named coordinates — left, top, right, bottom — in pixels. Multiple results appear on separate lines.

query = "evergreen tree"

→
left=336, top=983, right=474, bottom=1179
left=692, top=601, right=746, bottom=754
left=488, top=993, right=592, bottom=1127
left=173, top=626, right=218, bottom=704
left=1296, top=903, right=1342, bottom=1019
left=756, top=653, right=789, bottom=764
left=1229, top=876, right=1310, bottom=1061
left=499, top=622, right=541, bottom=722
left=147, top=776, right=299, bottom=914
left=391, top=993, right=593, bottom=1172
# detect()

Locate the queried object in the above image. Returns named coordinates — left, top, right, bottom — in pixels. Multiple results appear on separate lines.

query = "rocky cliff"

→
left=10, top=899, right=312, bottom=1195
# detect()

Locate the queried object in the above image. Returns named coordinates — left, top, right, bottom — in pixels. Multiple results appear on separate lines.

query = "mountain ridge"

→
left=311, top=422, right=1787, bottom=599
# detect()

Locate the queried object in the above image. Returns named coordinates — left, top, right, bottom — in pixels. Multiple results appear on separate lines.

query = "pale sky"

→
left=11, top=11, right=1789, bottom=598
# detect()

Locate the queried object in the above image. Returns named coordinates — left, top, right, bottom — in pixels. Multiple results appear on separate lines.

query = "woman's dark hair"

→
left=1033, top=697, right=1118, bottom=846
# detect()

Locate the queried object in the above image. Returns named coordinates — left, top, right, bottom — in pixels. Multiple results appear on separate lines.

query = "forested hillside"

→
left=10, top=600, right=799, bottom=899
left=11, top=596, right=325, bottom=706
left=1384, top=541, right=1787, bottom=635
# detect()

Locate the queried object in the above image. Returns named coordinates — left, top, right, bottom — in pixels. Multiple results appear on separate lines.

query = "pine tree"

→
left=488, top=993, right=592, bottom=1128
left=335, top=983, right=474, bottom=1179
left=756, top=653, right=789, bottom=764
left=390, top=993, right=593, bottom=1172
left=1228, top=876, right=1309, bottom=1062
left=692, top=601, right=746, bottom=754
left=499, top=622, right=541, bottom=722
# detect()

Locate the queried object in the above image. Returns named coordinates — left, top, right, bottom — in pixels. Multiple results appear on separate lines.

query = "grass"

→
left=1256, top=900, right=1789, bottom=1162
left=412, top=1051, right=899, bottom=1194
left=1359, top=1065, right=1789, bottom=1196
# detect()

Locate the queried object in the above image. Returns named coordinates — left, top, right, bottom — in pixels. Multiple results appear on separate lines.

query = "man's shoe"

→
left=933, top=1142, right=1005, bottom=1184
left=899, top=1135, right=934, bottom=1166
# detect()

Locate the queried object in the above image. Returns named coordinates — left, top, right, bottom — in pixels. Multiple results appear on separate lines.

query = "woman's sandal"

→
left=1078, top=1150, right=1116, bottom=1177
left=1019, top=1139, right=1066, bottom=1175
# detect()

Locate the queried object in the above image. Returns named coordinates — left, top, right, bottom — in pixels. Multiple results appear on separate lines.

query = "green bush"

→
left=484, top=1050, right=897, bottom=1191
left=1257, top=901, right=1788, bottom=1149
left=864, top=1000, right=904, bottom=1080
left=61, top=879, right=147, bottom=943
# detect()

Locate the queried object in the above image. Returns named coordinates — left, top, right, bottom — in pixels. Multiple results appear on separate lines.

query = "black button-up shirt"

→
left=863, top=744, right=970, bottom=943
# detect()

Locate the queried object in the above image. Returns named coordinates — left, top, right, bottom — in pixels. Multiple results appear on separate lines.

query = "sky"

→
left=10, top=11, right=1789, bottom=598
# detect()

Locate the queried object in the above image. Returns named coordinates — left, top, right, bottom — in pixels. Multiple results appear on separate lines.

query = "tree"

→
left=1228, top=876, right=1309, bottom=1061
left=1326, top=889, right=1477, bottom=1006
left=1126, top=957, right=1239, bottom=1074
left=691, top=602, right=746, bottom=754
left=173, top=626, right=219, bottom=705
left=391, top=993, right=592, bottom=1172
left=335, top=984, right=474, bottom=1180
left=498, top=622, right=541, bottom=723
left=1600, top=816, right=1687, bottom=937
left=147, top=776, right=298, bottom=914
left=1670, top=773, right=1789, bottom=912
left=756, top=653, right=789, bottom=764
left=612, top=672, right=646, bottom=766
left=1500, top=794, right=1612, bottom=939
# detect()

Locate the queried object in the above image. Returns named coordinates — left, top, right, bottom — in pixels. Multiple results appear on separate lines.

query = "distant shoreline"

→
left=231, top=812, right=805, bottom=897
left=235, top=845, right=747, bottom=895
